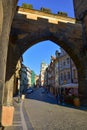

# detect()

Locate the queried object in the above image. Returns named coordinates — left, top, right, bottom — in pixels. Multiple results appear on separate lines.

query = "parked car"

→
left=26, top=87, right=33, bottom=94
left=41, top=88, right=46, bottom=93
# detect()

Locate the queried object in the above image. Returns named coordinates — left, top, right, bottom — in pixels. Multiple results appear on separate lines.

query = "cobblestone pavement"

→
left=3, top=97, right=34, bottom=130
left=24, top=87, right=87, bottom=130
left=4, top=98, right=23, bottom=130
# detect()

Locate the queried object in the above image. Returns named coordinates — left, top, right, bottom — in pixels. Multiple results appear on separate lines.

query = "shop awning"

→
left=60, top=83, right=78, bottom=88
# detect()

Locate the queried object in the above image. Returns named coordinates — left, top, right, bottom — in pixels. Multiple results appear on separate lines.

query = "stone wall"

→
left=73, top=0, right=87, bottom=20
left=0, top=0, right=18, bottom=125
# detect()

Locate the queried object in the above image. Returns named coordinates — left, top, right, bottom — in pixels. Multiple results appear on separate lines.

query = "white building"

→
left=26, top=67, right=32, bottom=87
left=40, top=61, right=48, bottom=86
left=20, top=64, right=32, bottom=93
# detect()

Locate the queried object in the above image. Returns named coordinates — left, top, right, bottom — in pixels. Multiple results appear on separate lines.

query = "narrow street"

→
left=23, top=88, right=87, bottom=130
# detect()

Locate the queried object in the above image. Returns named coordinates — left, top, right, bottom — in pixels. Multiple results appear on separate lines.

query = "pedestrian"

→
left=56, top=93, right=60, bottom=104
left=61, top=92, right=65, bottom=105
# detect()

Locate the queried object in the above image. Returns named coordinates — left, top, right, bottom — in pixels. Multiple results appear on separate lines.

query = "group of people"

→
left=56, top=93, right=65, bottom=105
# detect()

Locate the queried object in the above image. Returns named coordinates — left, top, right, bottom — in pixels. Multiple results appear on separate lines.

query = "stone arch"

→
left=1, top=0, right=87, bottom=127
left=2, top=0, right=87, bottom=126
left=6, top=24, right=82, bottom=91
left=15, top=25, right=84, bottom=101
left=21, top=35, right=81, bottom=75
left=7, top=4, right=87, bottom=110
left=16, top=31, right=87, bottom=105
left=18, top=27, right=82, bottom=71
left=2, top=1, right=87, bottom=125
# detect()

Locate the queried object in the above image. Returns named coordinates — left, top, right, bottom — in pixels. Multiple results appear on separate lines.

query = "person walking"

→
left=56, top=93, right=60, bottom=104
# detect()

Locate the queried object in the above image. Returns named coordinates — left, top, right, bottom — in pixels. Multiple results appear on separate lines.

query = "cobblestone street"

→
left=24, top=88, right=87, bottom=130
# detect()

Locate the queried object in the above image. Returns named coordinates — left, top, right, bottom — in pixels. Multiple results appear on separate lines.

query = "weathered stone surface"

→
left=0, top=0, right=18, bottom=124
left=1, top=106, right=14, bottom=126
left=0, top=0, right=87, bottom=126
left=10, top=7, right=87, bottom=106
left=3, top=39, right=21, bottom=106
left=73, top=0, right=87, bottom=20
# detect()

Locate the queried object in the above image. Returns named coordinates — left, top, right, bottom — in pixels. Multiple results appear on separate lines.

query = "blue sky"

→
left=22, top=41, right=61, bottom=75
left=18, top=0, right=75, bottom=75
left=18, top=0, right=75, bottom=18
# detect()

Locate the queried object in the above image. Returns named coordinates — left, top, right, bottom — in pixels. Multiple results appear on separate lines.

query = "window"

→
left=67, top=58, right=70, bottom=64
left=67, top=72, right=70, bottom=79
left=61, top=73, right=63, bottom=80
left=60, top=61, right=62, bottom=68
left=63, top=61, right=66, bottom=66
left=73, top=69, right=76, bottom=79
left=64, top=72, right=66, bottom=80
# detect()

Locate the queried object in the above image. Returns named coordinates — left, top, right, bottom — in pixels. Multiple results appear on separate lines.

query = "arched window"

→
left=66, top=58, right=70, bottom=64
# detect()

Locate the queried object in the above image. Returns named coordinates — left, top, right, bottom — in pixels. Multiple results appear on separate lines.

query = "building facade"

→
left=26, top=67, right=32, bottom=87
left=13, top=57, right=22, bottom=96
left=35, top=75, right=39, bottom=87
left=31, top=70, right=36, bottom=87
left=20, top=64, right=32, bottom=93
left=44, top=48, right=78, bottom=96
left=40, top=61, right=48, bottom=86
left=58, top=48, right=78, bottom=96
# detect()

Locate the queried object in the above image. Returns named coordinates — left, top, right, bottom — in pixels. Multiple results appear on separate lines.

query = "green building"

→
left=31, top=70, right=35, bottom=87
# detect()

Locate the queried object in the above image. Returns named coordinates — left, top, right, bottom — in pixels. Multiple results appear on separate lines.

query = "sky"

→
left=18, top=0, right=75, bottom=75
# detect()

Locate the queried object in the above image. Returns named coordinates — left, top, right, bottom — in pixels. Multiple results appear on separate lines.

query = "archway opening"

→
left=16, top=40, right=78, bottom=107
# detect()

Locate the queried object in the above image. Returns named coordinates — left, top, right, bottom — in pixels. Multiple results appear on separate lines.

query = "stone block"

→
left=1, top=106, right=14, bottom=126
